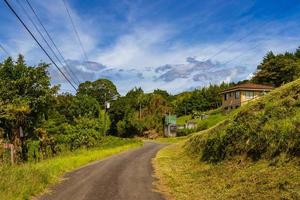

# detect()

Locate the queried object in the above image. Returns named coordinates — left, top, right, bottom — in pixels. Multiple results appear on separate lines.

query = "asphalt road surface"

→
left=38, top=142, right=166, bottom=200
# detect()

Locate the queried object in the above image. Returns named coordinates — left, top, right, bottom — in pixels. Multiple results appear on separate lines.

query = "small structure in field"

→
left=164, top=115, right=177, bottom=137
left=220, top=83, right=273, bottom=110
left=185, top=121, right=197, bottom=129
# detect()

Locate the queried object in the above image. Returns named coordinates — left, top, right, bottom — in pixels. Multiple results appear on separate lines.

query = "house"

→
left=185, top=121, right=197, bottom=129
left=220, top=83, right=273, bottom=110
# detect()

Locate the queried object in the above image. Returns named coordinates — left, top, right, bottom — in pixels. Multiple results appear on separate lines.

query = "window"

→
left=244, top=91, right=254, bottom=99
left=235, top=91, right=240, bottom=99
left=224, top=93, right=230, bottom=100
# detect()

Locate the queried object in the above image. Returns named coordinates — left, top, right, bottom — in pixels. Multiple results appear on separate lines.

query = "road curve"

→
left=37, top=142, right=166, bottom=200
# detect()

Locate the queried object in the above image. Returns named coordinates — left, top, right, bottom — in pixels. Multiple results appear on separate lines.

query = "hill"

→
left=186, top=78, right=300, bottom=162
left=154, top=79, right=300, bottom=200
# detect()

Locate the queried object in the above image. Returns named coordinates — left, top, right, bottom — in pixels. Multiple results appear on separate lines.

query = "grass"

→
left=176, top=115, right=192, bottom=126
left=176, top=109, right=226, bottom=130
left=145, top=136, right=188, bottom=144
left=155, top=79, right=300, bottom=199
left=0, top=136, right=142, bottom=200
left=154, top=143, right=300, bottom=200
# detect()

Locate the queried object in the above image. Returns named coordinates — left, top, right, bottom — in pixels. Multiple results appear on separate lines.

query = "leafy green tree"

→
left=0, top=55, right=58, bottom=160
left=109, top=88, right=173, bottom=137
left=252, top=51, right=300, bottom=87
left=0, top=56, right=57, bottom=137
left=175, top=83, right=232, bottom=116
left=77, top=79, right=119, bottom=106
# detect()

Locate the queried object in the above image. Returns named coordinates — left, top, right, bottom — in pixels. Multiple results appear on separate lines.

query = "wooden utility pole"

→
left=103, top=93, right=107, bottom=136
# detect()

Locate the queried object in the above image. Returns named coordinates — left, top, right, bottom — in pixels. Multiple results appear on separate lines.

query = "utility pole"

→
left=103, top=93, right=107, bottom=136
left=139, top=102, right=142, bottom=120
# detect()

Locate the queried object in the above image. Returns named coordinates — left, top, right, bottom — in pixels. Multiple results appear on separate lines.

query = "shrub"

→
left=69, top=129, right=100, bottom=150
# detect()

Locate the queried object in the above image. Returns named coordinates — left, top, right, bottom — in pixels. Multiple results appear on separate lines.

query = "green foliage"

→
left=0, top=56, right=58, bottom=161
left=77, top=78, right=119, bottom=106
left=109, top=88, right=173, bottom=137
left=176, top=109, right=226, bottom=137
left=175, top=82, right=233, bottom=116
left=0, top=56, right=114, bottom=162
left=252, top=50, right=300, bottom=86
left=186, top=79, right=300, bottom=163
left=176, top=128, right=196, bottom=136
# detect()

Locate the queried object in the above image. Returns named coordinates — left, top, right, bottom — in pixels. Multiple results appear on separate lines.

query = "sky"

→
left=0, top=0, right=300, bottom=95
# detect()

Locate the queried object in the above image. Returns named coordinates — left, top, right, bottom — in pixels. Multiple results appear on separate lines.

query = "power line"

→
left=0, top=43, right=10, bottom=57
left=15, top=0, right=79, bottom=87
left=203, top=5, right=295, bottom=62
left=24, top=0, right=81, bottom=85
left=3, top=0, right=77, bottom=91
left=62, top=0, right=90, bottom=64
left=222, top=43, right=261, bottom=66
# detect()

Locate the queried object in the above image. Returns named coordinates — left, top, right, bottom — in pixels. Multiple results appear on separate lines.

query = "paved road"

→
left=38, top=142, right=166, bottom=200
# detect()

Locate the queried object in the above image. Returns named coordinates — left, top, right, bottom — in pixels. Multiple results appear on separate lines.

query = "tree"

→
left=174, top=83, right=232, bottom=116
left=77, top=79, right=119, bottom=106
left=0, top=55, right=58, bottom=160
left=252, top=51, right=300, bottom=87
left=295, top=46, right=300, bottom=59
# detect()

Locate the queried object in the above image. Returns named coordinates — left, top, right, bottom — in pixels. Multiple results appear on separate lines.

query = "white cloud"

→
left=2, top=0, right=300, bottom=95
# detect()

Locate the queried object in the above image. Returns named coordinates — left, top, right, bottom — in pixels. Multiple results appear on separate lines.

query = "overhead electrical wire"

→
left=203, top=4, right=295, bottom=63
left=0, top=43, right=10, bottom=57
left=24, top=0, right=81, bottom=85
left=15, top=0, right=79, bottom=88
left=62, top=0, right=90, bottom=65
left=222, top=43, right=262, bottom=66
left=3, top=0, right=77, bottom=91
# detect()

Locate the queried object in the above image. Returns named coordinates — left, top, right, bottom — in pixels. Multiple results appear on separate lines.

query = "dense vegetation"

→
left=0, top=55, right=118, bottom=163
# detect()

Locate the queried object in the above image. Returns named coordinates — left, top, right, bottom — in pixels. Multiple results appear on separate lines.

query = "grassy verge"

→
left=0, top=136, right=142, bottom=200
left=145, top=136, right=188, bottom=144
left=154, top=143, right=300, bottom=200
left=177, top=109, right=227, bottom=131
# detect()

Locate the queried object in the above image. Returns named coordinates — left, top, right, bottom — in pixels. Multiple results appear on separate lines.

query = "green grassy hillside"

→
left=155, top=79, right=300, bottom=200
left=186, top=79, right=300, bottom=162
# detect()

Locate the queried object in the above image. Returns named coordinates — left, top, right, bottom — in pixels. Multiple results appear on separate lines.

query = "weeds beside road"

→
left=0, top=137, right=142, bottom=200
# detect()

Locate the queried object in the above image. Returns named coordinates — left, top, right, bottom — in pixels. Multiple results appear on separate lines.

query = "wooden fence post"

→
left=10, top=144, right=14, bottom=165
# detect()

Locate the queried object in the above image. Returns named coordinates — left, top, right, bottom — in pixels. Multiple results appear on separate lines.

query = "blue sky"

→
left=0, top=0, right=300, bottom=94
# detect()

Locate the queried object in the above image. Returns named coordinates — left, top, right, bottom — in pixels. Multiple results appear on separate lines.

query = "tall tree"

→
left=0, top=55, right=58, bottom=160
left=252, top=51, right=300, bottom=87
left=77, top=79, right=119, bottom=106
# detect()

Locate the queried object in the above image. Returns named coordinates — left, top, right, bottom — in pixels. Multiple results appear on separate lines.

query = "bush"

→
left=177, top=128, right=196, bottom=136
left=70, top=129, right=100, bottom=150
